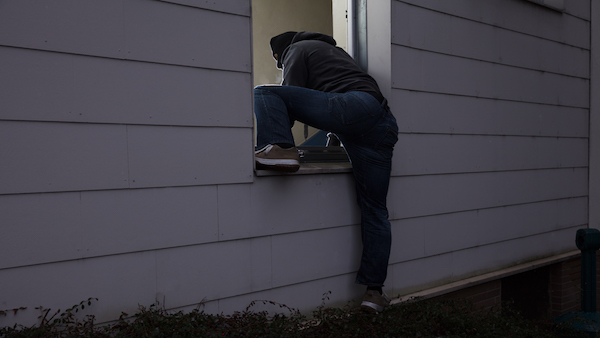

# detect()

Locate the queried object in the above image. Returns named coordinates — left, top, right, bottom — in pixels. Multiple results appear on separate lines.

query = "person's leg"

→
left=254, top=85, right=384, bottom=150
left=254, top=86, right=296, bottom=150
left=340, top=107, right=398, bottom=312
left=339, top=107, right=398, bottom=287
left=255, top=84, right=399, bottom=301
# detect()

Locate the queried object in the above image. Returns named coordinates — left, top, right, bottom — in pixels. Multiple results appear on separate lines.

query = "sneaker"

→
left=255, top=144, right=300, bottom=172
left=361, top=290, right=391, bottom=313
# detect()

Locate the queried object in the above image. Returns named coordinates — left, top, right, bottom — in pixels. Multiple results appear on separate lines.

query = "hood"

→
left=271, top=31, right=337, bottom=69
left=290, top=31, right=336, bottom=46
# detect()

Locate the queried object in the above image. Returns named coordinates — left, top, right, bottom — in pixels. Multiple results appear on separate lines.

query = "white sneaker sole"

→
left=255, top=158, right=300, bottom=172
left=255, top=158, right=299, bottom=166
left=361, top=301, right=385, bottom=313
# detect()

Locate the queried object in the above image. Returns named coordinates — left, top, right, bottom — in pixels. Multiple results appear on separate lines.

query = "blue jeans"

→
left=254, top=85, right=399, bottom=287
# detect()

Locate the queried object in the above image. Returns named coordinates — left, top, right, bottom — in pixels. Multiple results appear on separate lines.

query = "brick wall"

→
left=549, top=256, right=581, bottom=317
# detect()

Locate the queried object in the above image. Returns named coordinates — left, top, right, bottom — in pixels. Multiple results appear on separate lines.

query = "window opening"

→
left=252, top=0, right=353, bottom=163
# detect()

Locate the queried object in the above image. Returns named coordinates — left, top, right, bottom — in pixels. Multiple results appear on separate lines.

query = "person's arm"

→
left=281, top=45, right=308, bottom=87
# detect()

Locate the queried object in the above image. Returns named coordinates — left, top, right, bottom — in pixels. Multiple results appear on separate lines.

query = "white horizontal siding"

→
left=390, top=197, right=588, bottom=264
left=0, top=122, right=253, bottom=195
left=122, top=0, right=251, bottom=71
left=391, top=226, right=578, bottom=294
left=0, top=0, right=251, bottom=72
left=217, top=175, right=360, bottom=241
left=0, top=186, right=220, bottom=269
left=213, top=273, right=363, bottom=316
left=0, top=0, right=271, bottom=327
left=385, top=0, right=591, bottom=298
left=271, top=226, right=362, bottom=287
left=0, top=236, right=279, bottom=326
left=393, top=134, right=588, bottom=175
left=0, top=251, right=157, bottom=327
left=398, top=0, right=590, bottom=49
left=0, top=121, right=129, bottom=194
left=0, top=44, right=252, bottom=128
left=388, top=168, right=587, bottom=219
left=0, top=192, right=82, bottom=268
left=127, top=125, right=253, bottom=188
left=423, top=197, right=587, bottom=256
left=448, top=226, right=578, bottom=275
left=390, top=90, right=588, bottom=137
left=0, top=0, right=124, bottom=59
left=155, top=237, right=272, bottom=308
left=392, top=1, right=589, bottom=78
left=157, top=269, right=366, bottom=317
left=79, top=187, right=219, bottom=257
left=565, top=0, right=591, bottom=20
left=392, top=45, right=589, bottom=107
left=159, top=0, right=250, bottom=16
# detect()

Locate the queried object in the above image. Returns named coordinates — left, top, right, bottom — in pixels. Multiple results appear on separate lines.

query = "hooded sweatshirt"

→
left=279, top=31, right=385, bottom=103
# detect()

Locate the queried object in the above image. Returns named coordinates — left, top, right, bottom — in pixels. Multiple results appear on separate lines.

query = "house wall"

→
left=387, top=0, right=589, bottom=294
left=0, top=0, right=594, bottom=327
left=0, top=0, right=259, bottom=326
left=0, top=0, right=365, bottom=326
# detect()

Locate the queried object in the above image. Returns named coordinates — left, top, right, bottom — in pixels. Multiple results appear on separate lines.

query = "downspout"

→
left=348, top=0, right=368, bottom=71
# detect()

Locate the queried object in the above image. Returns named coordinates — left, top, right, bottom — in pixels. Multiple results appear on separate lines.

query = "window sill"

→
left=255, top=162, right=352, bottom=176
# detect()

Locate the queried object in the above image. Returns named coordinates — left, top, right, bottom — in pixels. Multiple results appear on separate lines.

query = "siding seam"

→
left=390, top=87, right=590, bottom=110
left=0, top=44, right=252, bottom=75
left=391, top=166, right=589, bottom=178
left=396, top=225, right=584, bottom=265
left=391, top=44, right=591, bottom=81
left=156, top=0, right=251, bottom=18
left=395, top=0, right=590, bottom=49
left=390, top=195, right=589, bottom=221
left=396, top=131, right=588, bottom=139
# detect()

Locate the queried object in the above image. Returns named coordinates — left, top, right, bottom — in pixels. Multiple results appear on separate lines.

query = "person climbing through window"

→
left=254, top=31, right=399, bottom=312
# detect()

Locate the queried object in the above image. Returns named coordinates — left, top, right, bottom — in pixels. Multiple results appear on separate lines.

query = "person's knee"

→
left=254, top=85, right=280, bottom=93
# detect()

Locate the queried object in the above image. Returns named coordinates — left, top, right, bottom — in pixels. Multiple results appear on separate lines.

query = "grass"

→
left=0, top=295, right=593, bottom=337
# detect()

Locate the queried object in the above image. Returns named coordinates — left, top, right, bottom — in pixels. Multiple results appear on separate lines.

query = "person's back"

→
left=281, top=32, right=384, bottom=104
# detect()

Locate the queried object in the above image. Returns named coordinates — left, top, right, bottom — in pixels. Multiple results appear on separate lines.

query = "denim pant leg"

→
left=254, top=86, right=296, bottom=149
left=254, top=85, right=383, bottom=149
left=340, top=109, right=398, bottom=287
left=254, top=84, right=398, bottom=286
